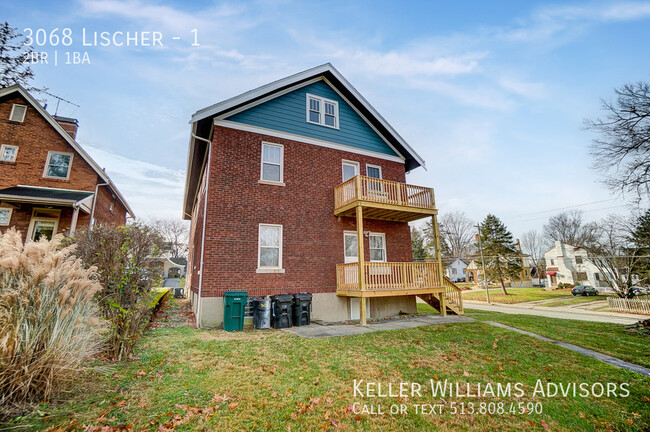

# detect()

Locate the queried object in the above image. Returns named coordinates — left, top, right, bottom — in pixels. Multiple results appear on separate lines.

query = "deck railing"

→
left=336, top=262, right=443, bottom=292
left=334, top=176, right=435, bottom=210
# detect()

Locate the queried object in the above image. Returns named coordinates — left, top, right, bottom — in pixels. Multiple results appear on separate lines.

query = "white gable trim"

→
left=190, top=63, right=425, bottom=169
left=0, top=85, right=134, bottom=218
left=214, top=119, right=405, bottom=164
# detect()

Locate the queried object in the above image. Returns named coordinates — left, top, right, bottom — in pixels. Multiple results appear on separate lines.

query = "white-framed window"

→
left=9, top=104, right=27, bottom=122
left=306, top=93, right=339, bottom=129
left=109, top=196, right=116, bottom=213
left=43, top=151, right=73, bottom=180
left=257, top=224, right=283, bottom=271
left=366, top=164, right=384, bottom=194
left=0, top=208, right=13, bottom=226
left=342, top=160, right=359, bottom=182
left=344, top=232, right=358, bottom=263
left=260, top=142, right=284, bottom=184
left=0, top=144, right=18, bottom=162
left=26, top=208, right=60, bottom=241
left=369, top=233, right=386, bottom=262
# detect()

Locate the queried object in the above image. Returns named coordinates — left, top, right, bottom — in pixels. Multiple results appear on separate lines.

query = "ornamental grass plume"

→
left=0, top=229, right=107, bottom=414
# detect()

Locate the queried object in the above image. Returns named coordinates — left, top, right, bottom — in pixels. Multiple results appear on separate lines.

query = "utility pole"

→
left=476, top=224, right=490, bottom=304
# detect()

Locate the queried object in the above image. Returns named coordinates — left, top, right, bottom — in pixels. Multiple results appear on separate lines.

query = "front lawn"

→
left=541, top=295, right=611, bottom=308
left=4, top=300, right=650, bottom=431
left=462, top=288, right=573, bottom=304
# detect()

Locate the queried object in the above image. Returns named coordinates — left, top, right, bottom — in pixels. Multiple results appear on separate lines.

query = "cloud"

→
left=84, top=145, right=186, bottom=219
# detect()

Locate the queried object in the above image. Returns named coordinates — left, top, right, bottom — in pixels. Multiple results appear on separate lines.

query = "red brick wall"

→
left=191, top=125, right=414, bottom=298
left=187, top=164, right=208, bottom=294
left=0, top=93, right=128, bottom=240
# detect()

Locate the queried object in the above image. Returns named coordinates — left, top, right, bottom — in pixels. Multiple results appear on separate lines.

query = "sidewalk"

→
left=464, top=300, right=646, bottom=324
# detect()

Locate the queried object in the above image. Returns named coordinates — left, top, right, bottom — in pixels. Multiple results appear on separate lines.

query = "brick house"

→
left=183, top=64, right=463, bottom=328
left=0, top=85, right=134, bottom=242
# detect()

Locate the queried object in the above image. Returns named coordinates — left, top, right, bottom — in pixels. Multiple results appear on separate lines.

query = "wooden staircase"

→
left=418, top=277, right=464, bottom=315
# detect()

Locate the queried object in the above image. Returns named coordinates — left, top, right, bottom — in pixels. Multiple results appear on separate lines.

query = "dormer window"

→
left=306, top=94, right=338, bottom=129
left=9, top=104, right=27, bottom=122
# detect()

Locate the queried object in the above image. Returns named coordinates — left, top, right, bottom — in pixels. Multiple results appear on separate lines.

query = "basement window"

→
left=0, top=144, right=18, bottom=162
left=306, top=94, right=338, bottom=129
left=44, top=151, right=73, bottom=180
left=9, top=104, right=27, bottom=122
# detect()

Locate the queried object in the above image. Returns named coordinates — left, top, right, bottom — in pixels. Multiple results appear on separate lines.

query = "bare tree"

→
left=520, top=230, right=548, bottom=280
left=147, top=217, right=190, bottom=259
left=427, top=211, right=475, bottom=259
left=582, top=214, right=640, bottom=298
left=543, top=210, right=600, bottom=246
left=586, top=82, right=650, bottom=201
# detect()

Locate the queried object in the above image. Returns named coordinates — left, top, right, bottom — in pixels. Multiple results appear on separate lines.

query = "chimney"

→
left=516, top=239, right=522, bottom=253
left=53, top=115, right=79, bottom=139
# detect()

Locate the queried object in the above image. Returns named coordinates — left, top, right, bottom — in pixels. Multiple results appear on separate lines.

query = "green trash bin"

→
left=223, top=291, right=248, bottom=331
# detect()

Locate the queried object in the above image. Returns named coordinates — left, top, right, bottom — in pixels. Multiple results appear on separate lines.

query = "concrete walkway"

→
left=465, top=301, right=646, bottom=324
left=485, top=321, right=650, bottom=377
left=282, top=314, right=474, bottom=338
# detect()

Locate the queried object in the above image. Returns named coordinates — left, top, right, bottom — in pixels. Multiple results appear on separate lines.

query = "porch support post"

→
left=432, top=211, right=447, bottom=316
left=356, top=205, right=367, bottom=325
left=70, top=204, right=80, bottom=235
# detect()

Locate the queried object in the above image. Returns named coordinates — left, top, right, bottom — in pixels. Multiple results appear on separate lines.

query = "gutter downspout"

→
left=90, top=183, right=108, bottom=228
left=192, top=133, right=212, bottom=328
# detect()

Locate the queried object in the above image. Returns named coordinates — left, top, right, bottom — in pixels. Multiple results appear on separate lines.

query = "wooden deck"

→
left=334, top=176, right=437, bottom=222
left=335, top=262, right=464, bottom=314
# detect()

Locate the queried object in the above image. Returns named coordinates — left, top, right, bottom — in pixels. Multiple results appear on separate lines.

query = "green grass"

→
left=542, top=295, right=611, bottom=308
left=4, top=300, right=650, bottom=431
left=419, top=304, right=648, bottom=369
left=462, top=288, right=573, bottom=304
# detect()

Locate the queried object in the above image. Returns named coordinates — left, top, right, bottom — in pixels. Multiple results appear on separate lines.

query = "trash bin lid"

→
left=293, top=292, right=312, bottom=301
left=224, top=291, right=248, bottom=297
left=270, top=293, right=294, bottom=302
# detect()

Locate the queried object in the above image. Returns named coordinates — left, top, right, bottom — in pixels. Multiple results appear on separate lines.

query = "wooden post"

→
left=70, top=205, right=80, bottom=235
left=356, top=205, right=367, bottom=324
left=431, top=211, right=447, bottom=316
left=355, top=175, right=362, bottom=201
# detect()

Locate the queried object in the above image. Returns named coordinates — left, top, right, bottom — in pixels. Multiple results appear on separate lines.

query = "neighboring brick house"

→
left=0, top=85, right=134, bottom=242
left=183, top=64, right=463, bottom=328
left=544, top=241, right=608, bottom=288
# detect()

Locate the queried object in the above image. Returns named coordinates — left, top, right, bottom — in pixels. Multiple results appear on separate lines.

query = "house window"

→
left=595, top=273, right=600, bottom=281
left=342, top=160, right=359, bottom=182
left=452, top=268, right=457, bottom=275
left=258, top=224, right=283, bottom=270
left=0, top=208, right=12, bottom=226
left=575, top=256, right=583, bottom=264
left=109, top=196, right=116, bottom=213
left=576, top=272, right=588, bottom=281
left=9, top=104, right=27, bottom=122
left=260, top=143, right=283, bottom=184
left=369, top=233, right=386, bottom=262
left=27, top=208, right=60, bottom=241
left=344, top=232, right=358, bottom=263
left=44, top=151, right=73, bottom=179
left=306, top=94, right=339, bottom=128
left=550, top=259, right=554, bottom=265
left=0, top=145, right=18, bottom=162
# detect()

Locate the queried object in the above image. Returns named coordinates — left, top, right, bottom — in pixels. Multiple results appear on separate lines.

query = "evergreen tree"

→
left=477, top=214, right=522, bottom=294
left=411, top=226, right=429, bottom=262
left=630, top=209, right=650, bottom=285
left=0, top=22, right=40, bottom=91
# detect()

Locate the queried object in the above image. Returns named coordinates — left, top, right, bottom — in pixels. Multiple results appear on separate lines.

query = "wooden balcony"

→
left=333, top=176, right=437, bottom=222
left=336, top=261, right=464, bottom=314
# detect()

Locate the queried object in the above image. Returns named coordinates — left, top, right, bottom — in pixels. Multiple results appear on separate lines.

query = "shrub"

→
left=68, top=223, right=163, bottom=360
left=0, top=229, right=106, bottom=413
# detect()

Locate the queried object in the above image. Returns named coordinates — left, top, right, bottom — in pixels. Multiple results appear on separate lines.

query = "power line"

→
left=511, top=198, right=618, bottom=219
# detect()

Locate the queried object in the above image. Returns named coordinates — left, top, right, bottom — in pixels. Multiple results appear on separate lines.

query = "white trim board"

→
left=214, top=120, right=405, bottom=164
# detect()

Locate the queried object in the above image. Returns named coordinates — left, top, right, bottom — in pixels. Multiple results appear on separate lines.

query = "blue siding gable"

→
left=224, top=80, right=400, bottom=157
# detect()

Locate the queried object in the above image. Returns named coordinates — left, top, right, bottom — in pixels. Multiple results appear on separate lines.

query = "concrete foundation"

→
left=370, top=295, right=417, bottom=318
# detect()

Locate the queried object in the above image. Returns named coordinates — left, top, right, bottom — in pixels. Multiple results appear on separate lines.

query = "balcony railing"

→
left=336, top=262, right=444, bottom=293
left=334, top=176, right=435, bottom=211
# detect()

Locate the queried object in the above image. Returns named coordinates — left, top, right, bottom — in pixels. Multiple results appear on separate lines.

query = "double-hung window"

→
left=306, top=94, right=338, bottom=128
left=44, top=151, right=73, bottom=179
left=0, top=145, right=18, bottom=162
left=369, top=233, right=386, bottom=262
left=260, top=142, right=283, bottom=184
left=0, top=208, right=12, bottom=226
left=258, top=224, right=283, bottom=272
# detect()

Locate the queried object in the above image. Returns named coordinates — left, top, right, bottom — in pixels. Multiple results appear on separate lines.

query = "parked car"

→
left=571, top=285, right=598, bottom=296
left=631, top=286, right=650, bottom=296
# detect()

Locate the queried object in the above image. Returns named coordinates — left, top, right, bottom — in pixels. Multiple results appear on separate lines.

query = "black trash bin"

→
left=252, top=297, right=271, bottom=329
left=292, top=292, right=312, bottom=326
left=270, top=294, right=293, bottom=329
left=174, top=287, right=184, bottom=298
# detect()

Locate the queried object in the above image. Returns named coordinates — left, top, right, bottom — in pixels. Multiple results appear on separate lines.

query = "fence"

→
left=608, top=297, right=650, bottom=314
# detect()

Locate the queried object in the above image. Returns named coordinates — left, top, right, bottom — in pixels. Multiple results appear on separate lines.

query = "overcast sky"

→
left=5, top=0, right=650, bottom=238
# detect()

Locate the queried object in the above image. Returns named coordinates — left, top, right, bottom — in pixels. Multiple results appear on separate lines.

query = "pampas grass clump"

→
left=0, top=229, right=107, bottom=412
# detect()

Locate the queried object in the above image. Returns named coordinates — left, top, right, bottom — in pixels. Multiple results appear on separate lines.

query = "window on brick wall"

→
left=0, top=208, right=12, bottom=226
left=260, top=142, right=284, bottom=184
left=9, top=104, right=27, bottom=122
left=43, top=151, right=73, bottom=179
left=0, top=144, right=18, bottom=162
left=257, top=224, right=283, bottom=272
left=369, top=233, right=386, bottom=262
